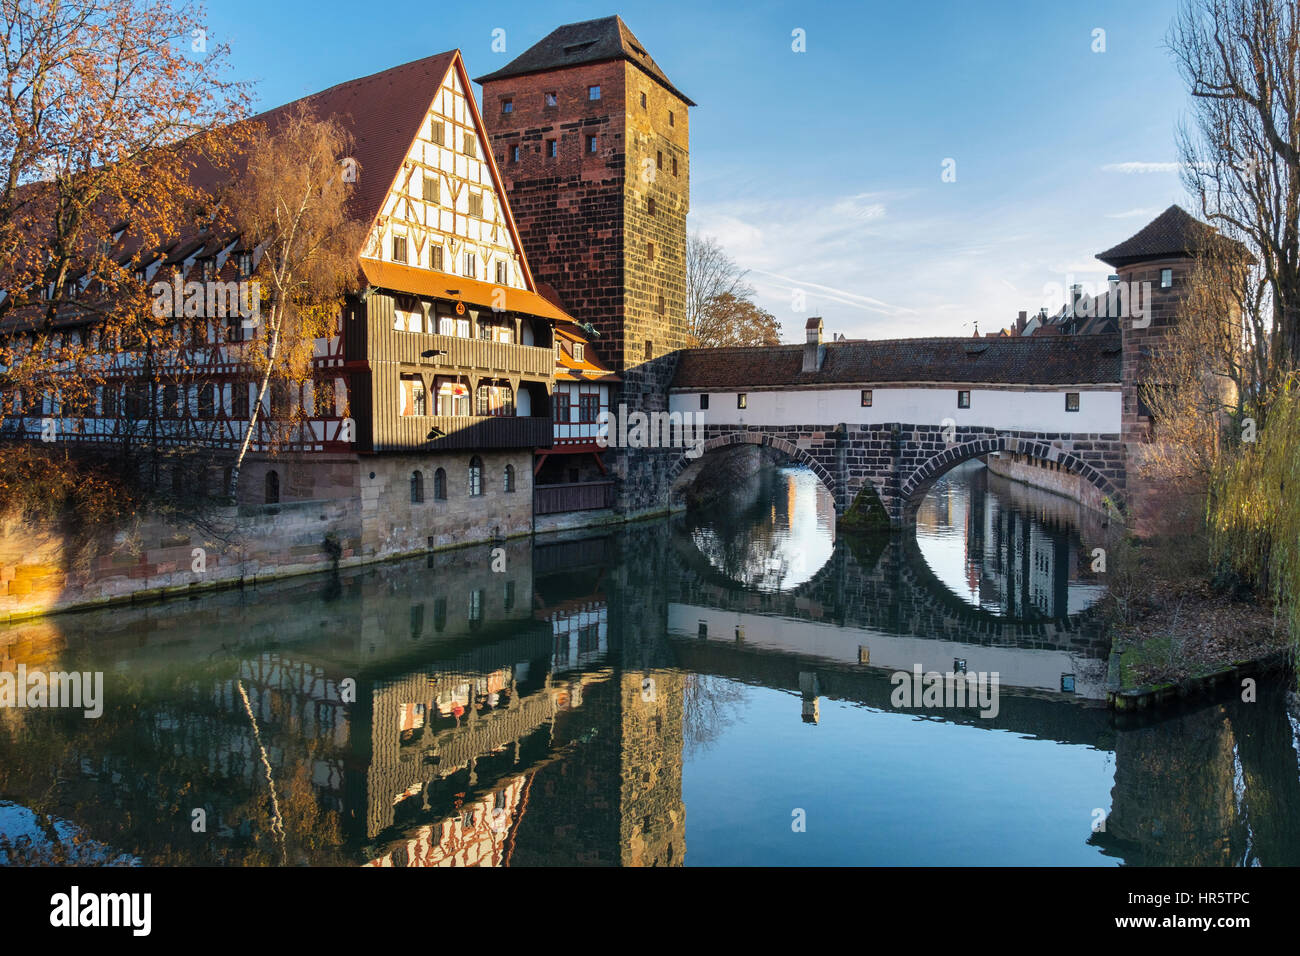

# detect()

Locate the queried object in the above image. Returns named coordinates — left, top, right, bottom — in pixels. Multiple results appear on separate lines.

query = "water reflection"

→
left=915, top=461, right=1107, bottom=619
left=686, top=465, right=835, bottom=591
left=0, top=463, right=1295, bottom=866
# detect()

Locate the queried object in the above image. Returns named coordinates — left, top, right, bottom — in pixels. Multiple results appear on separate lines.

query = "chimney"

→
left=1016, top=310, right=1027, bottom=334
left=803, top=316, right=825, bottom=372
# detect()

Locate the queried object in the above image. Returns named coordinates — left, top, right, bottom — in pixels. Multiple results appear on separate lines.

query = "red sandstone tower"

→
left=475, top=16, right=693, bottom=373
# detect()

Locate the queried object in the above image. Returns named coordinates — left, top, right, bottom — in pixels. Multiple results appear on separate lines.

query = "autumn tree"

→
left=1171, top=0, right=1300, bottom=400
left=223, top=105, right=365, bottom=498
left=686, top=232, right=781, bottom=347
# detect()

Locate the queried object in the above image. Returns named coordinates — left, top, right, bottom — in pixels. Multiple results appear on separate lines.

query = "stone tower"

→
left=475, top=15, right=693, bottom=372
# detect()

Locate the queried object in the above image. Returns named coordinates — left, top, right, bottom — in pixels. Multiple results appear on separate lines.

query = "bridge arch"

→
left=900, top=434, right=1124, bottom=520
left=668, top=430, right=838, bottom=509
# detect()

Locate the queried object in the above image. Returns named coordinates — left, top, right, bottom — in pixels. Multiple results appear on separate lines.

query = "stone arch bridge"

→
left=669, top=424, right=1125, bottom=527
left=666, top=329, right=1128, bottom=526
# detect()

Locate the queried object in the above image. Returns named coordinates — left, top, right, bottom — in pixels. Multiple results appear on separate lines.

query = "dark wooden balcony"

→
left=385, top=332, right=553, bottom=378
left=534, top=480, right=616, bottom=515
left=374, top=414, right=552, bottom=451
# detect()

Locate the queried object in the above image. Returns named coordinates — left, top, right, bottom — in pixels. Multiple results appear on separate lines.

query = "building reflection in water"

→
left=0, top=465, right=1296, bottom=867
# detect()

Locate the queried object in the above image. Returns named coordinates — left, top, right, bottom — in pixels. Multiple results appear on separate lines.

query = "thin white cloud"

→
left=1101, top=161, right=1183, bottom=174
left=749, top=268, right=917, bottom=318
left=1105, top=206, right=1160, bottom=219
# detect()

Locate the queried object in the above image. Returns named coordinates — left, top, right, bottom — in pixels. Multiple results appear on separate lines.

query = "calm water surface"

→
left=1, top=460, right=1297, bottom=866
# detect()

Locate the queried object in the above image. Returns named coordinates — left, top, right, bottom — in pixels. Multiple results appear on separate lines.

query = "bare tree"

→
left=224, top=106, right=366, bottom=498
left=686, top=232, right=755, bottom=346
left=1171, top=0, right=1300, bottom=402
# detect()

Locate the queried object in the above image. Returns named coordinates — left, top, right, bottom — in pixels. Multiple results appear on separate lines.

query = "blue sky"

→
left=209, top=0, right=1194, bottom=340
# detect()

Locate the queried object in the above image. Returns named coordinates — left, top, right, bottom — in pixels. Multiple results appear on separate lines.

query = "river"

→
left=1, top=459, right=1297, bottom=866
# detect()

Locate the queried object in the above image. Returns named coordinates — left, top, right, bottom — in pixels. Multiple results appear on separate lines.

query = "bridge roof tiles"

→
left=671, top=334, right=1122, bottom=390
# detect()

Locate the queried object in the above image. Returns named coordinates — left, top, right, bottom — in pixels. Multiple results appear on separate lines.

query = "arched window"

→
left=265, top=470, right=280, bottom=504
left=468, top=456, right=483, bottom=497
left=434, top=467, right=447, bottom=500
left=410, top=470, right=424, bottom=503
left=503, top=463, right=515, bottom=493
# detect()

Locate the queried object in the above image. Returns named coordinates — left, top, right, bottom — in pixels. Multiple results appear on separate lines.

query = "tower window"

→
left=1160, top=268, right=1173, bottom=288
left=392, top=236, right=407, bottom=263
left=656, top=150, right=662, bottom=170
left=588, top=85, right=601, bottom=100
left=422, top=175, right=439, bottom=203
left=546, top=139, right=557, bottom=158
left=500, top=98, right=513, bottom=114
left=640, top=91, right=647, bottom=109
left=645, top=339, right=653, bottom=360
left=648, top=197, right=656, bottom=216
left=672, top=156, right=678, bottom=176
left=647, top=241, right=655, bottom=260
left=586, top=134, right=597, bottom=154
left=656, top=294, right=665, bottom=315
left=669, top=110, right=675, bottom=126
left=509, top=144, right=520, bottom=163
left=544, top=91, right=557, bottom=107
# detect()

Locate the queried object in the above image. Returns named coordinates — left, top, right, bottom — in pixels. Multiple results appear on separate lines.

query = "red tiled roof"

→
left=671, top=335, right=1122, bottom=389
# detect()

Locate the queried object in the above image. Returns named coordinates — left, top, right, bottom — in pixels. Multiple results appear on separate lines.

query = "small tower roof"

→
left=474, top=15, right=695, bottom=105
left=1096, top=204, right=1222, bottom=268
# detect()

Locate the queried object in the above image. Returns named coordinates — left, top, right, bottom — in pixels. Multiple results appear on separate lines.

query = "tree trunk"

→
left=228, top=309, right=282, bottom=500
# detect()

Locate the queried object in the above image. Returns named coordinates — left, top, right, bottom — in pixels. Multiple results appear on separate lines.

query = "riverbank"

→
left=1104, top=534, right=1295, bottom=709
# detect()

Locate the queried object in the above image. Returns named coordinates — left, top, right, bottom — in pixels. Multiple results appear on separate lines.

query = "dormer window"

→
left=573, top=343, right=584, bottom=362
left=237, top=252, right=252, bottom=276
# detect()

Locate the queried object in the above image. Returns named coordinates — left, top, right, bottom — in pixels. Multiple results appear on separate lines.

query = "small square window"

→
left=463, top=132, right=476, bottom=157
left=422, top=175, right=439, bottom=203
left=464, top=252, right=476, bottom=277
left=699, top=393, right=709, bottom=410
left=1065, top=392, right=1080, bottom=412
left=500, top=98, right=513, bottom=114
left=468, top=193, right=483, bottom=218
left=510, top=144, right=520, bottom=163
left=546, top=139, right=557, bottom=158
left=737, top=393, right=747, bottom=409
left=495, top=260, right=507, bottom=284
left=431, top=121, right=444, bottom=145
left=430, top=246, right=443, bottom=271
left=586, top=134, right=597, bottom=154
left=647, top=241, right=655, bottom=260
left=392, top=236, right=407, bottom=263
left=647, top=197, right=656, bottom=216
left=544, top=91, right=557, bottom=107
left=588, top=85, right=601, bottom=100
left=1061, top=674, right=1076, bottom=693
left=861, top=389, right=873, bottom=407
left=957, top=390, right=970, bottom=409
left=1160, top=268, right=1173, bottom=289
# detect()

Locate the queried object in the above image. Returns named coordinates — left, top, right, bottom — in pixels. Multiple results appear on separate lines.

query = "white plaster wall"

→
left=669, top=386, right=1121, bottom=434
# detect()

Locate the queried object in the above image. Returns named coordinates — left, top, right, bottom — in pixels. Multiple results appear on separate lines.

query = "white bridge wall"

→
left=669, top=386, right=1121, bottom=434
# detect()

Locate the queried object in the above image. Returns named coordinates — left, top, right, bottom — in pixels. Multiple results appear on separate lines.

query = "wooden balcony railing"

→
left=383, top=332, right=553, bottom=377
left=375, top=414, right=552, bottom=451
left=534, top=480, right=616, bottom=515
